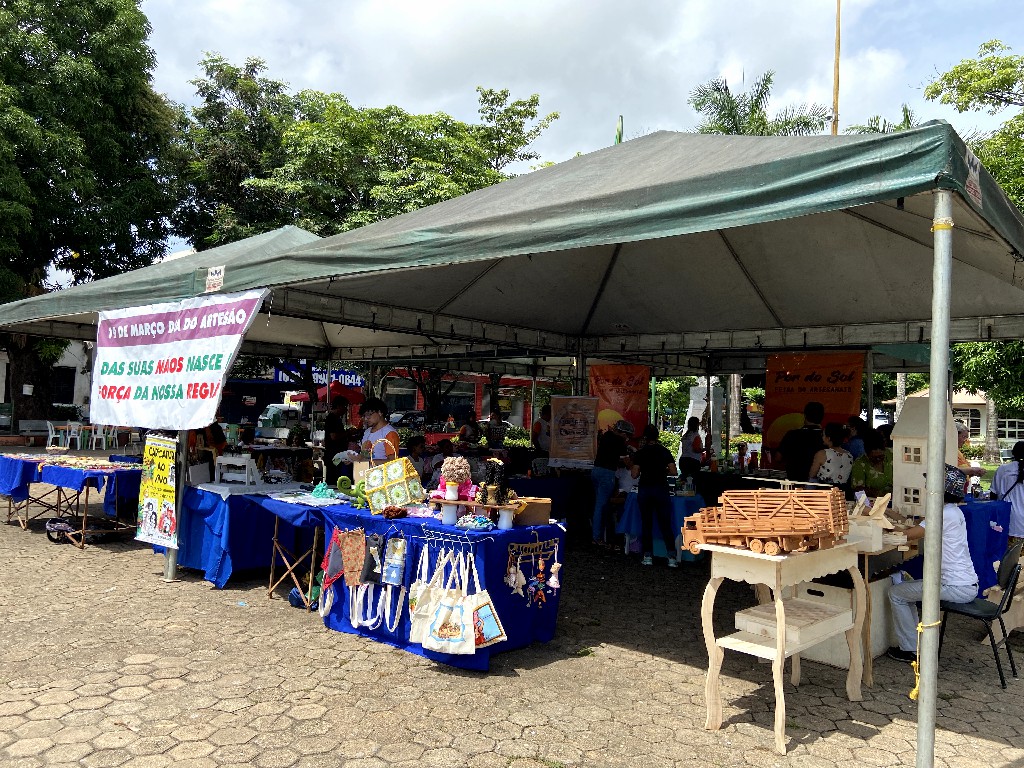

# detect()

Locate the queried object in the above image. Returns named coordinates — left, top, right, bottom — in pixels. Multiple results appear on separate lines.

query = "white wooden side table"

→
left=700, top=541, right=865, bottom=755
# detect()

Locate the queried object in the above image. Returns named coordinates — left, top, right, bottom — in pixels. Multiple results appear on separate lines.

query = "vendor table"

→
left=319, top=504, right=564, bottom=671
left=700, top=541, right=864, bottom=755
left=617, top=493, right=705, bottom=559
left=176, top=486, right=564, bottom=670
left=0, top=454, right=141, bottom=546
left=174, top=486, right=317, bottom=588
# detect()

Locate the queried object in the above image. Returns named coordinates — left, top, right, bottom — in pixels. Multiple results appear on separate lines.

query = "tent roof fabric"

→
left=3, top=121, right=1024, bottom=372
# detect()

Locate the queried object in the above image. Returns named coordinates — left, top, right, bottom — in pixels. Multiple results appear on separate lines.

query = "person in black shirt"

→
left=630, top=425, right=679, bottom=566
left=323, top=399, right=348, bottom=486
left=591, top=419, right=634, bottom=547
left=775, top=401, right=825, bottom=482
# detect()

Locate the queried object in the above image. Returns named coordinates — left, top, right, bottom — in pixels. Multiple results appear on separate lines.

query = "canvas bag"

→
left=363, top=443, right=426, bottom=515
left=408, top=548, right=452, bottom=644
left=381, top=536, right=408, bottom=633
left=422, top=552, right=476, bottom=656
left=465, top=555, right=507, bottom=649
left=339, top=528, right=366, bottom=588
left=360, top=534, right=385, bottom=583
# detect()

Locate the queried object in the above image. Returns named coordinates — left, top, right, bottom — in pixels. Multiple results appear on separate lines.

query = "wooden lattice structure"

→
left=683, top=487, right=848, bottom=556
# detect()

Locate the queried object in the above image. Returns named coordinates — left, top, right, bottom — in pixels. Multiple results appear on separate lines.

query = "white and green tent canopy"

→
left=3, top=120, right=1023, bottom=374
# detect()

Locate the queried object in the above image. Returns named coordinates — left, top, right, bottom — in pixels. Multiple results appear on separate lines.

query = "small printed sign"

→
left=205, top=265, right=225, bottom=293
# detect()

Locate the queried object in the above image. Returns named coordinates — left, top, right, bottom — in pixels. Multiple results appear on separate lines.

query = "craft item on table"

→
left=682, top=487, right=848, bottom=556
left=409, top=548, right=453, bottom=644
left=506, top=557, right=527, bottom=597
left=310, top=482, right=336, bottom=499
left=437, top=456, right=473, bottom=500
left=440, top=503, right=460, bottom=526
left=456, top=514, right=495, bottom=531
left=423, top=552, right=476, bottom=655
left=382, top=505, right=408, bottom=519
left=360, top=533, right=385, bottom=583
left=549, top=561, right=562, bottom=589
left=462, top=554, right=506, bottom=649
left=339, top=528, right=366, bottom=588
left=404, top=504, right=439, bottom=519
left=527, top=556, right=555, bottom=608
left=381, top=536, right=408, bottom=633
left=318, top=529, right=348, bottom=617
left=336, top=476, right=353, bottom=493
left=362, top=448, right=425, bottom=514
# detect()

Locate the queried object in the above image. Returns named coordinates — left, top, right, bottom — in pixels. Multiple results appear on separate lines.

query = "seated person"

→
left=809, top=423, right=854, bottom=486
left=427, top=438, right=455, bottom=489
left=483, top=409, right=508, bottom=448
left=887, top=465, right=978, bottom=663
left=616, top=453, right=638, bottom=494
left=406, top=434, right=428, bottom=483
left=457, top=411, right=483, bottom=451
left=732, top=441, right=750, bottom=471
left=850, top=432, right=893, bottom=498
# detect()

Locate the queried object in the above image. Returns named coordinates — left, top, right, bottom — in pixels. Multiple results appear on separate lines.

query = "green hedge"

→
left=960, top=443, right=984, bottom=460
left=729, top=433, right=763, bottom=450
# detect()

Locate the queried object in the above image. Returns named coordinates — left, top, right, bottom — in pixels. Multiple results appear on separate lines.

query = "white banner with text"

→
left=91, top=289, right=268, bottom=430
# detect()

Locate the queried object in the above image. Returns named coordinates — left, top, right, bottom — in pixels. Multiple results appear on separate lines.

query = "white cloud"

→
left=141, top=0, right=1023, bottom=162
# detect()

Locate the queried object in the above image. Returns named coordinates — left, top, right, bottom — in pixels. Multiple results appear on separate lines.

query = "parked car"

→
left=390, top=410, right=426, bottom=429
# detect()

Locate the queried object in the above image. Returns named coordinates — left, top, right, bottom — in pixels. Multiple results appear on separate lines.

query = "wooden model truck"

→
left=683, top=487, right=848, bottom=556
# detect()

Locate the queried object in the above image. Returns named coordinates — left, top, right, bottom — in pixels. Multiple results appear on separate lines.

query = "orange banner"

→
left=762, top=352, right=864, bottom=459
left=588, top=364, right=650, bottom=437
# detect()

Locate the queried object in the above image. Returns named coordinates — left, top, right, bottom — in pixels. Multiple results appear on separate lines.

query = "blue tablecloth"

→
left=174, top=487, right=321, bottom=588
left=617, top=493, right=706, bottom=559
left=0, top=455, right=42, bottom=502
left=38, top=463, right=142, bottom=517
left=175, top=486, right=564, bottom=670
left=318, top=504, right=564, bottom=671
left=0, top=455, right=139, bottom=517
left=901, top=499, right=1011, bottom=597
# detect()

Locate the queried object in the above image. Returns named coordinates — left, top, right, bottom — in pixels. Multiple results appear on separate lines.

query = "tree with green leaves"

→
left=1, top=0, right=176, bottom=417
left=846, top=104, right=918, bottom=135
left=926, top=40, right=1024, bottom=459
left=168, top=55, right=298, bottom=249
left=689, top=71, right=829, bottom=136
left=172, top=61, right=560, bottom=243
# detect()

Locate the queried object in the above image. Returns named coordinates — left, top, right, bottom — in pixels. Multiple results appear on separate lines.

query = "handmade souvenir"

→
left=408, top=548, right=452, bottom=644
left=464, top=555, right=506, bottom=648
left=363, top=452, right=425, bottom=515
left=360, top=533, right=385, bottom=583
left=339, top=528, right=366, bottom=587
left=423, top=553, right=476, bottom=655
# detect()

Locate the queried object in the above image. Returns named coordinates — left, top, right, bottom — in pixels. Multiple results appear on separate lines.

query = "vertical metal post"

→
left=162, top=429, right=187, bottom=582
left=916, top=189, right=954, bottom=768
left=866, top=351, right=874, bottom=425
left=832, top=0, right=841, bottom=135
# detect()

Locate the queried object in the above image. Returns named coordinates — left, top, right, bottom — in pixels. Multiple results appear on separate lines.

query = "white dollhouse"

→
left=891, top=398, right=957, bottom=517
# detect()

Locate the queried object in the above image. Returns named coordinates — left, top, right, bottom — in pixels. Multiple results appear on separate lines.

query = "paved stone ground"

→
left=2, top=485, right=1024, bottom=767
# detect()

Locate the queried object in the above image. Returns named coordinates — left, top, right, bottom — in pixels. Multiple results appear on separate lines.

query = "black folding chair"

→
left=938, top=541, right=1023, bottom=689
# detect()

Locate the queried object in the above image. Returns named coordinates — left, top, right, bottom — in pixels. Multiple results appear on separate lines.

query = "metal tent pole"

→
left=163, top=429, right=187, bottom=582
left=916, top=189, right=954, bottom=768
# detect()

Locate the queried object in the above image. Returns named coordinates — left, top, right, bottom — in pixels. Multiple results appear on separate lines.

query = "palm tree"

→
left=846, top=104, right=918, bottom=135
left=689, top=71, right=829, bottom=136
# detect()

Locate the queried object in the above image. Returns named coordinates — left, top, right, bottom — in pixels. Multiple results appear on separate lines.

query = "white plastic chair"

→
left=65, top=422, right=83, bottom=450
left=89, top=424, right=108, bottom=450
left=46, top=421, right=62, bottom=447
left=127, top=430, right=142, bottom=455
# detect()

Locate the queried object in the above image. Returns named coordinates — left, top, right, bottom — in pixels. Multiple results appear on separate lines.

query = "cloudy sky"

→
left=140, top=0, right=1021, bottom=166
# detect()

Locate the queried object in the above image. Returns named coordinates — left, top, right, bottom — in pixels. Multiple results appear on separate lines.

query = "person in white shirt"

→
left=359, top=397, right=399, bottom=460
left=991, top=441, right=1024, bottom=543
left=887, top=464, right=979, bottom=663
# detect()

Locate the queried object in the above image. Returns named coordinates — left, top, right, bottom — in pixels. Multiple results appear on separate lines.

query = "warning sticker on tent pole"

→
left=91, top=289, right=267, bottom=430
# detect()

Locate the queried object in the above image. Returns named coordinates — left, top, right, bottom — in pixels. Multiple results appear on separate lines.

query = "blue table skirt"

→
left=901, top=499, right=1011, bottom=597
left=616, top=493, right=706, bottom=559
left=174, top=487, right=319, bottom=588
left=0, top=455, right=42, bottom=502
left=39, top=464, right=142, bottom=517
left=318, top=504, right=564, bottom=671
left=175, top=486, right=564, bottom=670
left=0, top=456, right=139, bottom=517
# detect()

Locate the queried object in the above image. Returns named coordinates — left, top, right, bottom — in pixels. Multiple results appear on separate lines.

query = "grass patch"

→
left=574, top=647, right=595, bottom=657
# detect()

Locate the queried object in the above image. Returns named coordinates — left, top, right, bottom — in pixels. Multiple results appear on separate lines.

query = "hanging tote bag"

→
left=381, top=536, right=408, bottom=633
left=360, top=534, right=385, bottom=583
left=423, top=552, right=476, bottom=656
left=465, top=554, right=507, bottom=649
left=318, top=527, right=348, bottom=618
left=408, top=548, right=451, bottom=644
left=362, top=440, right=426, bottom=515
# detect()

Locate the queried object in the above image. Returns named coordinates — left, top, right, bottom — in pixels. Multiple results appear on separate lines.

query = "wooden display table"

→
left=699, top=542, right=865, bottom=755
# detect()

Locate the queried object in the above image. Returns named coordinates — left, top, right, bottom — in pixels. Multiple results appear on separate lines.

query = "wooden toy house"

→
left=891, top=398, right=957, bottom=517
